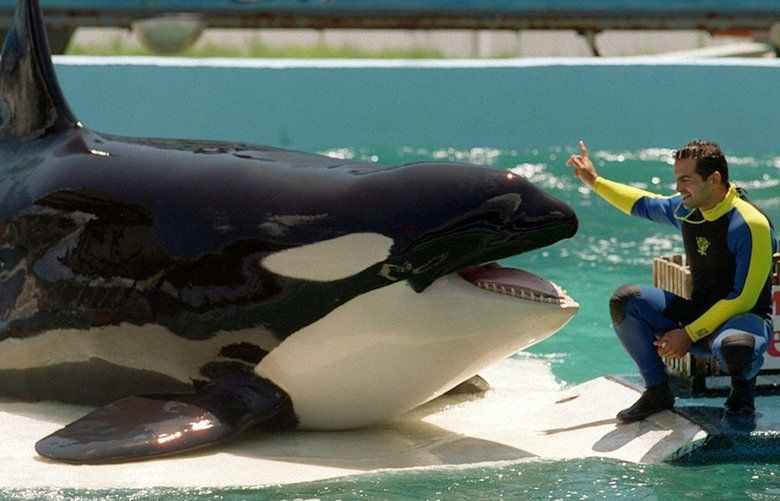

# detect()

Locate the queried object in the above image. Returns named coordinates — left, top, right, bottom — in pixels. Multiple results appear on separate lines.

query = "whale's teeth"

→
left=474, top=281, right=560, bottom=304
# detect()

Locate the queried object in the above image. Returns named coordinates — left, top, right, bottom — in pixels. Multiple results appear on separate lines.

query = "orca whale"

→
left=0, top=0, right=579, bottom=463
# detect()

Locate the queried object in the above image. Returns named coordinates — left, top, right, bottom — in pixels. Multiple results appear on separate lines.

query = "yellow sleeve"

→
left=593, top=177, right=660, bottom=215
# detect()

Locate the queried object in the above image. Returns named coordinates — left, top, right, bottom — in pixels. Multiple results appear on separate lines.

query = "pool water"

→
left=5, top=461, right=780, bottom=499
left=4, top=144, right=780, bottom=499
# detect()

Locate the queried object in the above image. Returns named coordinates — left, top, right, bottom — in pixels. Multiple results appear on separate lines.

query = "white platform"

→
left=0, top=357, right=706, bottom=489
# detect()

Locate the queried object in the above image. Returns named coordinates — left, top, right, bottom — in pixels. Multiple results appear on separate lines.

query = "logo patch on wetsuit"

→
left=696, top=237, right=710, bottom=256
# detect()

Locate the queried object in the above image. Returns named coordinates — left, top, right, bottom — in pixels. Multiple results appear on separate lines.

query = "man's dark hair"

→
left=673, top=140, right=728, bottom=184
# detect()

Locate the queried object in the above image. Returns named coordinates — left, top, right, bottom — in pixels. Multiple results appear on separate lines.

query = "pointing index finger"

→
left=579, top=140, right=589, bottom=158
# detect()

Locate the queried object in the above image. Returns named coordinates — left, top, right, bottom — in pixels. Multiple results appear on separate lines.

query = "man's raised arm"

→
left=567, top=140, right=680, bottom=226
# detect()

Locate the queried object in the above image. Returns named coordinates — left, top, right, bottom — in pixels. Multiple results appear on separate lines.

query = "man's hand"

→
left=654, top=328, right=693, bottom=359
left=566, top=140, right=598, bottom=189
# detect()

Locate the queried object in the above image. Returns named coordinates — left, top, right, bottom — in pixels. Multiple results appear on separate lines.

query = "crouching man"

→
left=567, top=140, right=777, bottom=430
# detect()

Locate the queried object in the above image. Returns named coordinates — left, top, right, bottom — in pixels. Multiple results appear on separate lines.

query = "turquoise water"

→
left=5, top=461, right=780, bottom=499
left=4, top=144, right=780, bottom=499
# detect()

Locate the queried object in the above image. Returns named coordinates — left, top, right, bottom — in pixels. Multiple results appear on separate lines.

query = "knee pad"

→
left=609, top=285, right=641, bottom=326
left=720, top=333, right=756, bottom=377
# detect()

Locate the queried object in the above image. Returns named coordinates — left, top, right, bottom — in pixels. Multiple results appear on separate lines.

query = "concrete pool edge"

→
left=52, top=55, right=780, bottom=69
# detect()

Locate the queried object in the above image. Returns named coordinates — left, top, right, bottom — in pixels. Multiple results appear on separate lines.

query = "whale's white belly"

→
left=257, top=274, right=577, bottom=429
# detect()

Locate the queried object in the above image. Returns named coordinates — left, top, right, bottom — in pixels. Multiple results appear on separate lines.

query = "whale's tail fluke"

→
left=0, top=0, right=79, bottom=140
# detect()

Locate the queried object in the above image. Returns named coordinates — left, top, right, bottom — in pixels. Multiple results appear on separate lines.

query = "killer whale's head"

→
left=260, top=161, right=577, bottom=299
left=252, top=160, right=580, bottom=363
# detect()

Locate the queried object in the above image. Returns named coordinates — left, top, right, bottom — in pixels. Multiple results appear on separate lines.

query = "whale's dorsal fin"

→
left=0, top=0, right=79, bottom=140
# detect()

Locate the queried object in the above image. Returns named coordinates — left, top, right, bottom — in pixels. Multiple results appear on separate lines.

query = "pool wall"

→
left=54, top=58, right=780, bottom=155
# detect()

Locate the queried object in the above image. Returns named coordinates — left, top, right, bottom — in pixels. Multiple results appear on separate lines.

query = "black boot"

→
left=617, top=381, right=675, bottom=423
left=721, top=376, right=757, bottom=433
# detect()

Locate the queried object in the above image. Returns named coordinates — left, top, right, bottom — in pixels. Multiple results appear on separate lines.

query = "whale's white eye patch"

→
left=261, top=233, right=393, bottom=281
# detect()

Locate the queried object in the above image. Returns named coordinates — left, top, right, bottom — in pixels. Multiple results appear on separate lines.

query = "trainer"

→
left=567, top=139, right=777, bottom=430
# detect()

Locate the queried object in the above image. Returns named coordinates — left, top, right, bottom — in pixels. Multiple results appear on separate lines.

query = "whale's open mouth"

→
left=458, top=263, right=578, bottom=307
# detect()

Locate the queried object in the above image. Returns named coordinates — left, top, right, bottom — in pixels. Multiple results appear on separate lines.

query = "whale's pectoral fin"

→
left=34, top=373, right=292, bottom=464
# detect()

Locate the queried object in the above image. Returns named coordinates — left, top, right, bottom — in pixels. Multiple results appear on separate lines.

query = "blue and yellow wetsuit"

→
left=595, top=177, right=777, bottom=385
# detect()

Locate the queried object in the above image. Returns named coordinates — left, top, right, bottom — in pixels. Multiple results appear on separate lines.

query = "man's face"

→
left=674, top=157, right=717, bottom=210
